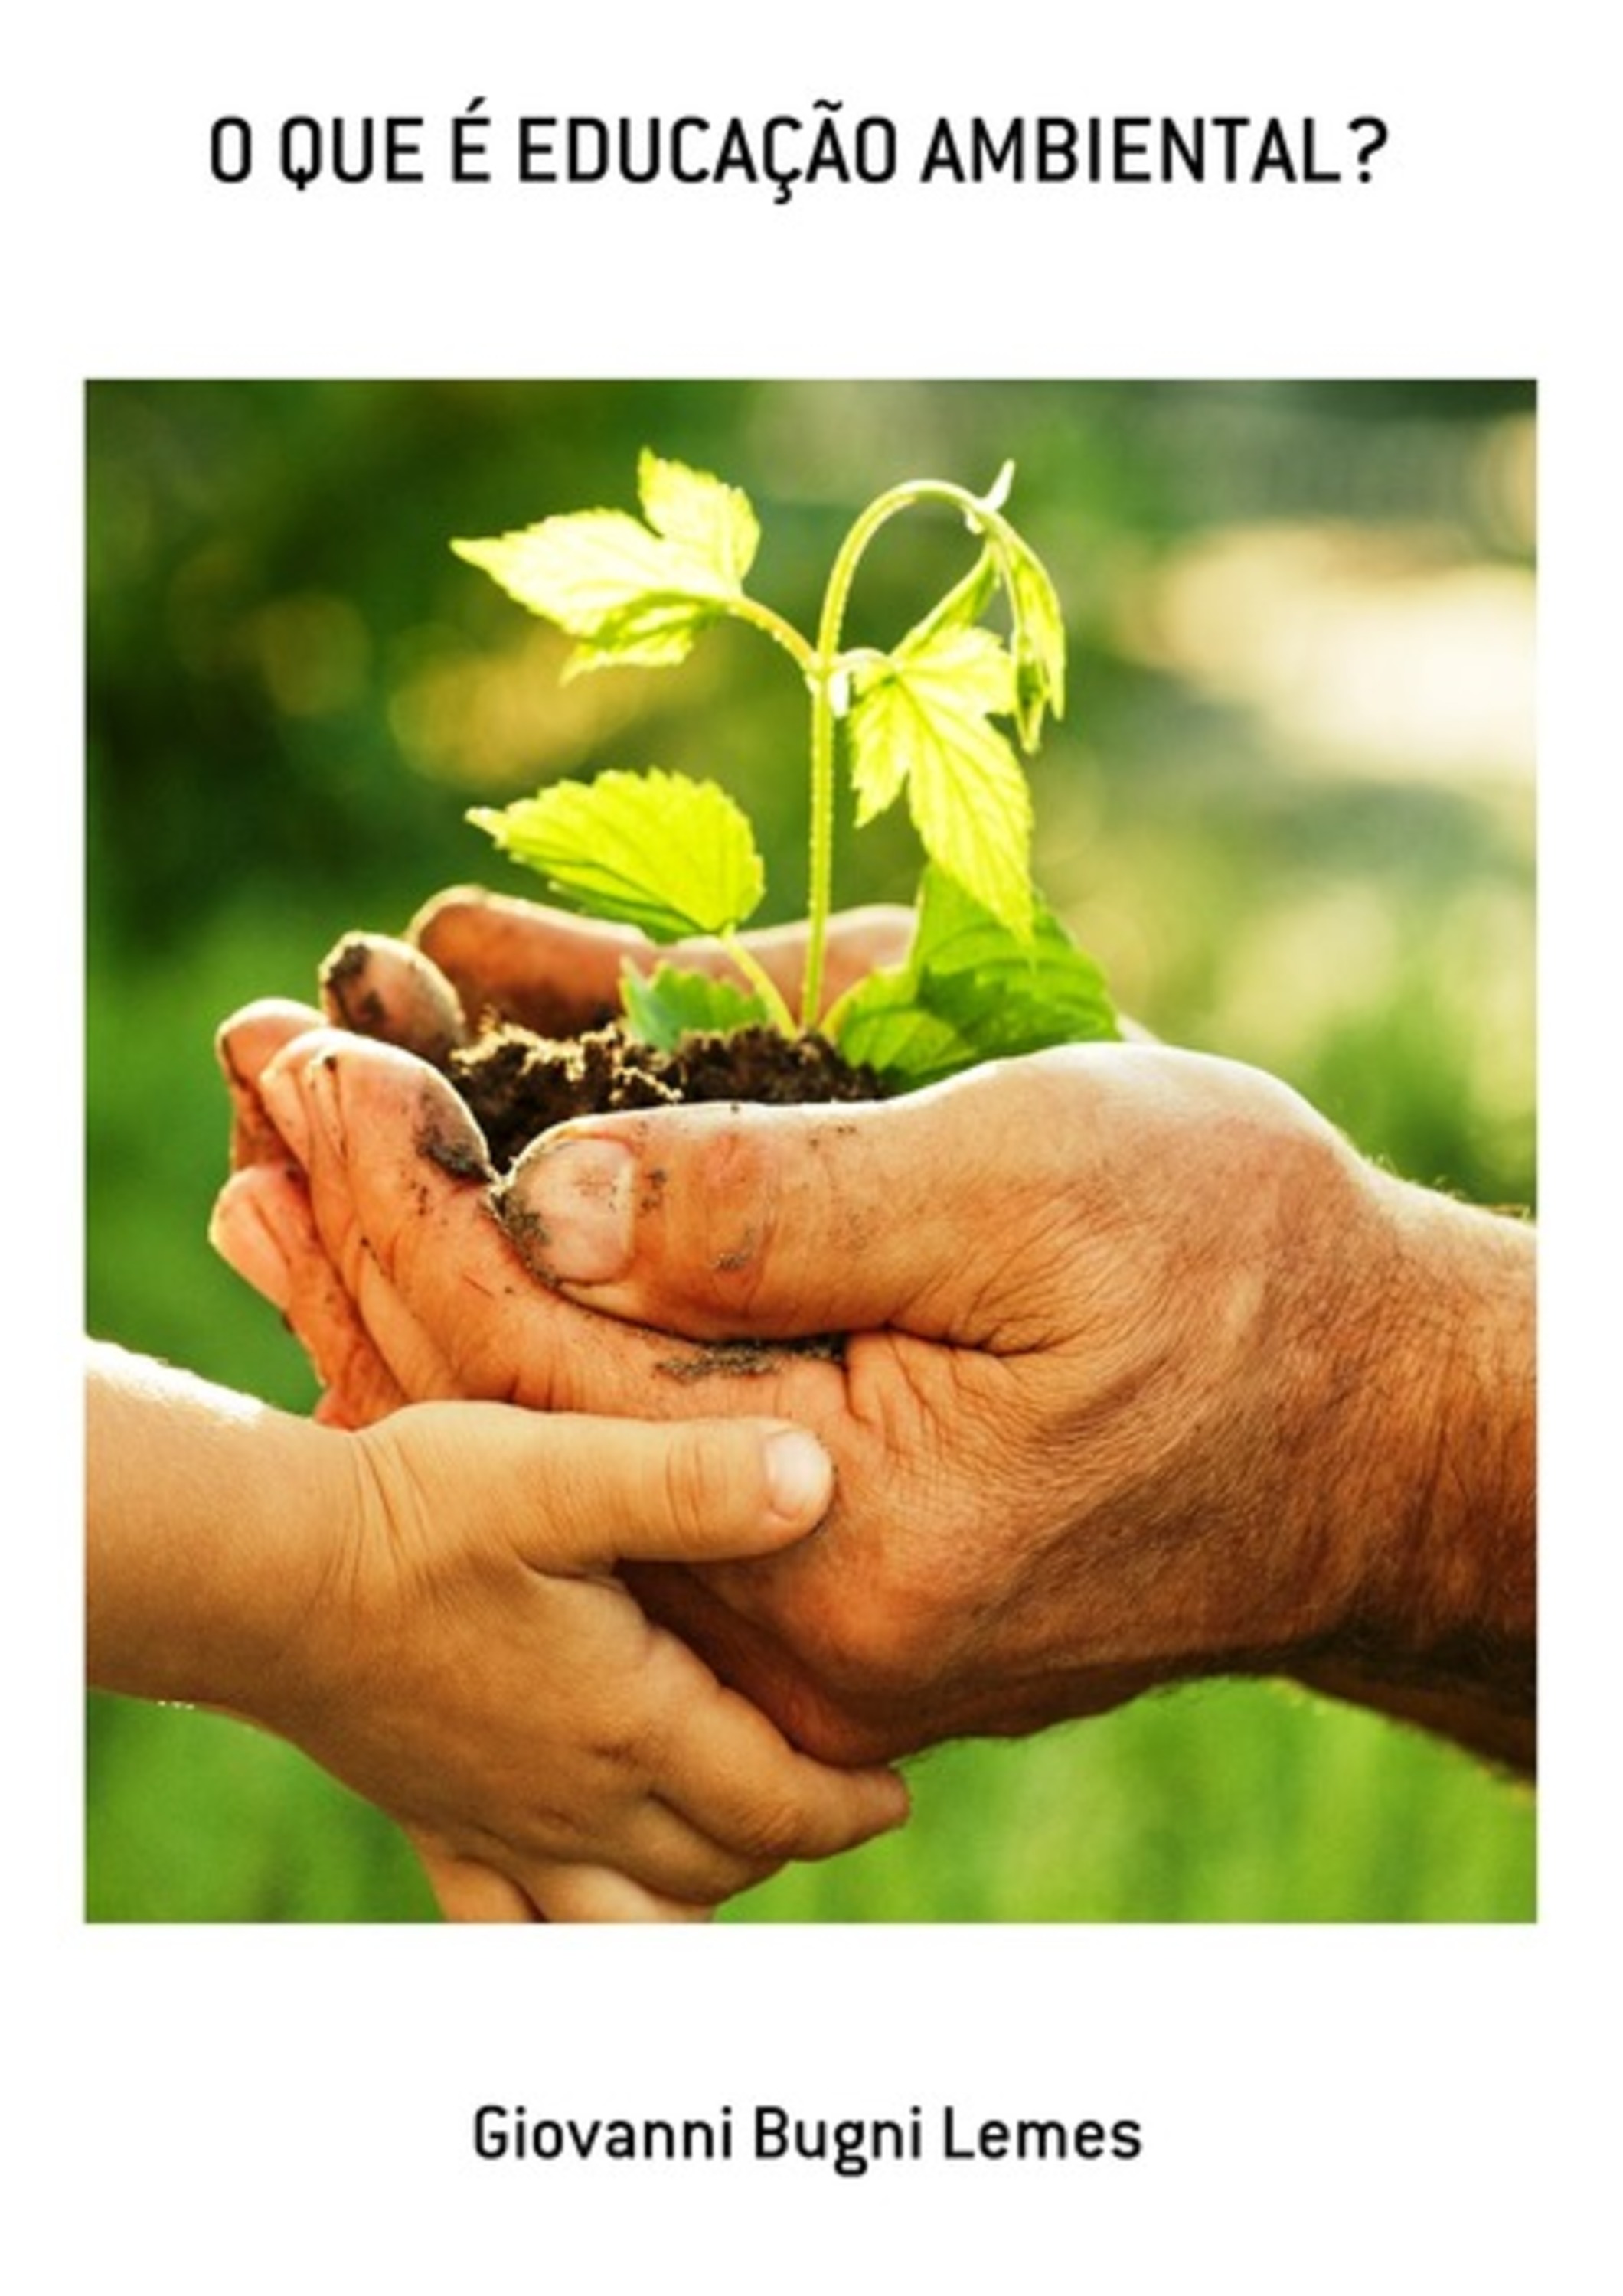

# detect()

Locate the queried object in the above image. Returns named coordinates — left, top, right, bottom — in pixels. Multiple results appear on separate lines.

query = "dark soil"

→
left=443, top=1019, right=887, bottom=1171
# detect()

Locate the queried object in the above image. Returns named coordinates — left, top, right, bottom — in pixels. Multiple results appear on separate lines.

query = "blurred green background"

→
left=86, top=380, right=1536, bottom=1922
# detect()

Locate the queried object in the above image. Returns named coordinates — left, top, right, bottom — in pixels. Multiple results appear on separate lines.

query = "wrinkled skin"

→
left=213, top=893, right=1536, bottom=1773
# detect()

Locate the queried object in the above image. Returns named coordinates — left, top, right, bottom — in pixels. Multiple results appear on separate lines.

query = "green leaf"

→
left=451, top=451, right=759, bottom=677
left=467, top=768, right=766, bottom=943
left=823, top=970, right=968, bottom=1093
left=994, top=526, right=1067, bottom=747
left=619, top=960, right=773, bottom=1051
left=829, top=864, right=1119, bottom=1090
left=847, top=622, right=1034, bottom=937
left=634, top=448, right=760, bottom=588
left=909, top=545, right=1001, bottom=647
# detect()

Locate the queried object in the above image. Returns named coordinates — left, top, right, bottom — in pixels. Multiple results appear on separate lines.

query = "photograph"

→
left=85, top=376, right=1535, bottom=1923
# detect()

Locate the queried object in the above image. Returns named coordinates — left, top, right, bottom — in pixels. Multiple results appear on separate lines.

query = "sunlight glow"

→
left=1121, top=522, right=1534, bottom=784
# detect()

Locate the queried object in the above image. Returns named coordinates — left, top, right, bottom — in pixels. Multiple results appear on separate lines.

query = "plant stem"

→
left=719, top=932, right=798, bottom=1037
left=800, top=663, right=839, bottom=1029
left=727, top=595, right=816, bottom=675
left=798, top=476, right=1008, bottom=1029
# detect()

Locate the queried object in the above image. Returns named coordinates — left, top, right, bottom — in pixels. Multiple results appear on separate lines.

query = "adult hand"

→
left=214, top=889, right=910, bottom=1424
left=211, top=1019, right=1535, bottom=1774
left=316, top=885, right=914, bottom=1057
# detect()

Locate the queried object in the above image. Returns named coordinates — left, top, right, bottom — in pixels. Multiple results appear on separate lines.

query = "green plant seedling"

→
left=456, top=450, right=1119, bottom=1090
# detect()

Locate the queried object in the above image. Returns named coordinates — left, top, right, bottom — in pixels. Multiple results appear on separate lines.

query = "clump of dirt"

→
left=443, top=1019, right=886, bottom=1171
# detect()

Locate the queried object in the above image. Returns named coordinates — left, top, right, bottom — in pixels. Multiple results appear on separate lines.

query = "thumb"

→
left=491, top=1067, right=1029, bottom=1341
left=385, top=1402, right=840, bottom=1571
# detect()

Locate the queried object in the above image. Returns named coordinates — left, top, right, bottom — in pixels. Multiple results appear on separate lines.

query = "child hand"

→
left=270, top=1401, right=909, bottom=1917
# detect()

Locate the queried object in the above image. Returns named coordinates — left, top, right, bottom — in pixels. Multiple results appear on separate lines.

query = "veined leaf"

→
left=467, top=768, right=766, bottom=943
left=830, top=864, right=1118, bottom=1090
left=452, top=452, right=759, bottom=677
left=620, top=960, right=772, bottom=1051
left=995, top=527, right=1067, bottom=746
left=847, top=623, right=1034, bottom=938
left=635, top=448, right=760, bottom=588
left=823, top=972, right=967, bottom=1092
left=906, top=702, right=1034, bottom=940
left=557, top=594, right=723, bottom=677
left=909, top=546, right=1001, bottom=648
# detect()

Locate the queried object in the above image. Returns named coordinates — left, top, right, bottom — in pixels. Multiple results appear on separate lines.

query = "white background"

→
left=8, top=5, right=1615, bottom=2288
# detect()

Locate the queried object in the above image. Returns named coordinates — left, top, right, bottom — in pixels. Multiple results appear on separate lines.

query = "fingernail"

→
left=763, top=1428, right=834, bottom=1525
left=507, top=1137, right=635, bottom=1284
